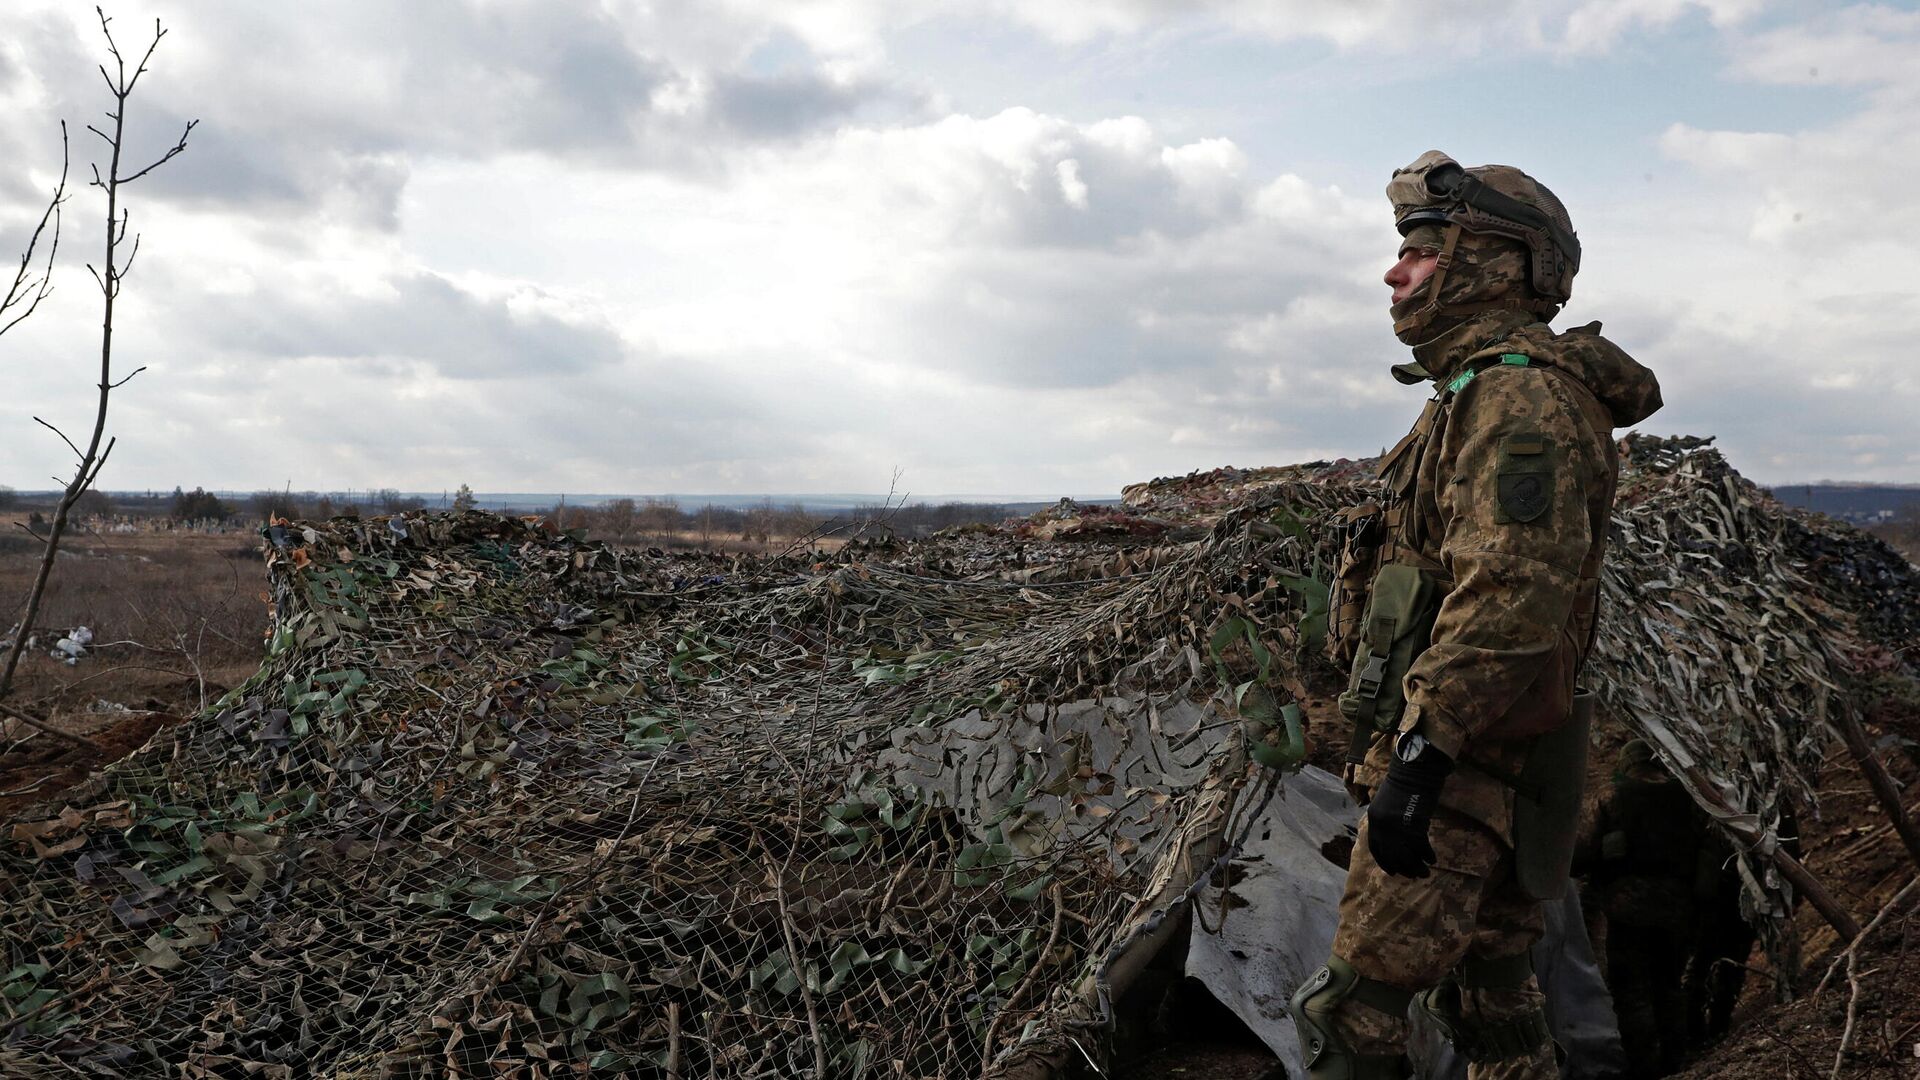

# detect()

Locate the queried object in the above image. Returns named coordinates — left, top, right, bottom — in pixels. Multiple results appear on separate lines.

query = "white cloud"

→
left=1660, top=6, right=1920, bottom=250
left=1558, top=0, right=1763, bottom=52
left=1056, top=159, right=1089, bottom=208
left=1730, top=3, right=1920, bottom=88
left=0, top=0, right=1913, bottom=493
left=735, top=0, right=1766, bottom=54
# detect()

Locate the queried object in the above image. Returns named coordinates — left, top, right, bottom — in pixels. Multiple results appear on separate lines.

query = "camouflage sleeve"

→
left=1401, top=368, right=1596, bottom=760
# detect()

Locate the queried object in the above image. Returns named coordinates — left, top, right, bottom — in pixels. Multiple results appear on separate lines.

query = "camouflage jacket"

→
left=1353, top=309, right=1662, bottom=837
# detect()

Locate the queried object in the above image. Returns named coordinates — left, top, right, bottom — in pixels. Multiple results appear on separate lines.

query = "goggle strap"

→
left=1453, top=174, right=1581, bottom=269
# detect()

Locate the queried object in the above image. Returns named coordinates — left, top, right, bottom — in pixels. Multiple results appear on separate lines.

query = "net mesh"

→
left=1, top=437, right=1887, bottom=1077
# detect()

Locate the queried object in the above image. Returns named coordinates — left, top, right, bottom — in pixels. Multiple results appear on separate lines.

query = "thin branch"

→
left=0, top=774, right=63, bottom=799
left=117, top=120, right=197, bottom=185
left=95, top=9, right=122, bottom=80
left=115, top=232, right=140, bottom=285
left=119, top=17, right=168, bottom=99
left=0, top=966, right=112, bottom=1035
left=0, top=701, right=106, bottom=754
left=767, top=842, right=830, bottom=1080
left=85, top=438, right=118, bottom=487
left=1814, top=877, right=1920, bottom=1001
left=33, top=417, right=85, bottom=463
left=107, top=366, right=147, bottom=391
left=1832, top=957, right=1868, bottom=1080
left=1, top=122, right=69, bottom=337
left=22, top=664, right=196, bottom=707
left=981, top=881, right=1063, bottom=1062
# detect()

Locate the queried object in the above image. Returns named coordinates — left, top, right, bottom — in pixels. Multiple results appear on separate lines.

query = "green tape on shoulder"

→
left=1445, top=353, right=1532, bottom=395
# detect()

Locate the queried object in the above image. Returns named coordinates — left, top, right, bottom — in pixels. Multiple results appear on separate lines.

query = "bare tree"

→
left=0, top=9, right=195, bottom=751
left=601, top=497, right=637, bottom=544
left=452, top=483, right=477, bottom=512
left=373, top=488, right=425, bottom=514
left=250, top=489, right=300, bottom=522
left=745, top=497, right=777, bottom=549
left=641, top=496, right=680, bottom=545
left=548, top=498, right=590, bottom=532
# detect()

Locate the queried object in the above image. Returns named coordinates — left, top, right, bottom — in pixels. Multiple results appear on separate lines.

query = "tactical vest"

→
left=1329, top=352, right=1609, bottom=768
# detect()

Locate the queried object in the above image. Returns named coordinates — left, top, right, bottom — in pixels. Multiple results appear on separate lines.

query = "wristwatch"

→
left=1394, top=731, right=1429, bottom=764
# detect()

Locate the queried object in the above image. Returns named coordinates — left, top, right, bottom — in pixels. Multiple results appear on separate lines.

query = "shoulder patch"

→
left=1494, top=431, right=1553, bottom=524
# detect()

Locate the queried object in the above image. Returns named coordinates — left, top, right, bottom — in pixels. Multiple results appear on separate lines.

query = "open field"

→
left=1866, top=518, right=1920, bottom=565
left=0, top=518, right=268, bottom=717
left=0, top=520, right=268, bottom=815
left=0, top=511, right=853, bottom=725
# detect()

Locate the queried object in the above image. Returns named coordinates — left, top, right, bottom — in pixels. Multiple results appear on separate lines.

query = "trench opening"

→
left=1097, top=920, right=1286, bottom=1080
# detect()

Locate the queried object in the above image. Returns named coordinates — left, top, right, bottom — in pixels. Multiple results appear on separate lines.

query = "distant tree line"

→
left=0, top=486, right=435, bottom=525
left=544, top=498, right=1015, bottom=548
left=835, top=501, right=1013, bottom=539
left=2, top=483, right=1018, bottom=548
left=544, top=497, right=820, bottom=548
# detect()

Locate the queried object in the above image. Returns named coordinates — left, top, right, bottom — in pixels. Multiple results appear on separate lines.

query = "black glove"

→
left=1366, top=732, right=1454, bottom=878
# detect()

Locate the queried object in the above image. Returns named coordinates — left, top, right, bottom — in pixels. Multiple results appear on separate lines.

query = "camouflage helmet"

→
left=1613, top=737, right=1671, bottom=784
left=1387, top=150, right=1580, bottom=304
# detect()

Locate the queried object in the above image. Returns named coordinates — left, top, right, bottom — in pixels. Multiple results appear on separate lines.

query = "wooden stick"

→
left=1769, top=843, right=1861, bottom=945
left=0, top=700, right=106, bottom=754
left=981, top=881, right=1063, bottom=1064
left=1814, top=877, right=1919, bottom=1001
left=1684, top=777, right=1862, bottom=943
left=1833, top=705, right=1920, bottom=873
left=666, top=1001, right=683, bottom=1080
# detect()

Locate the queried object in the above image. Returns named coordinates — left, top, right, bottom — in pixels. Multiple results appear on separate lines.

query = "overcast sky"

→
left=0, top=1, right=1913, bottom=497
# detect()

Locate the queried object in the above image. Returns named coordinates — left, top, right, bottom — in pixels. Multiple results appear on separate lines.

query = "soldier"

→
left=1586, top=739, right=1706, bottom=1076
left=1684, top=797, right=1793, bottom=1046
left=1290, top=152, right=1663, bottom=1079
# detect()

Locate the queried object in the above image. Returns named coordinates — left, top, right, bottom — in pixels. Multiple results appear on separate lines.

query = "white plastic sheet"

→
left=1186, top=765, right=1628, bottom=1079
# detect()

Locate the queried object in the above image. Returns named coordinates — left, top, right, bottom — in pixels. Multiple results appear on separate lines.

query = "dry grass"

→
left=1866, top=520, right=1920, bottom=566
left=0, top=516, right=268, bottom=730
left=0, top=514, right=842, bottom=743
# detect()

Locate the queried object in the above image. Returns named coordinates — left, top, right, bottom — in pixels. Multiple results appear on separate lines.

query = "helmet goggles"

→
left=1388, top=151, right=1580, bottom=304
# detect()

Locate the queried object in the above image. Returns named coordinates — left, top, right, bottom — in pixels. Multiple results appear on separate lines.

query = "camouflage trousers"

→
left=1608, top=922, right=1689, bottom=1076
left=1328, top=810, right=1555, bottom=1079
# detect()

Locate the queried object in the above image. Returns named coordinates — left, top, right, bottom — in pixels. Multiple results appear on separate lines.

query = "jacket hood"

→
left=1490, top=320, right=1663, bottom=428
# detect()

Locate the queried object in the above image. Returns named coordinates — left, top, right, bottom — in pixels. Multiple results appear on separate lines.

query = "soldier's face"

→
left=1385, top=247, right=1439, bottom=305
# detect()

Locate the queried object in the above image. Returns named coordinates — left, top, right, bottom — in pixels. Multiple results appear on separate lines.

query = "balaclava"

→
left=1386, top=151, right=1580, bottom=347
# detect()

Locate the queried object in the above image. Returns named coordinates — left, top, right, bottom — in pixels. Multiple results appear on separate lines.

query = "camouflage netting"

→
left=2, top=435, right=1909, bottom=1077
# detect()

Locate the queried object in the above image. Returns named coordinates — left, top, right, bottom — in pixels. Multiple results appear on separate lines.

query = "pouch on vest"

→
left=1513, top=687, right=1595, bottom=901
left=1325, top=501, right=1385, bottom=668
left=1336, top=562, right=1443, bottom=766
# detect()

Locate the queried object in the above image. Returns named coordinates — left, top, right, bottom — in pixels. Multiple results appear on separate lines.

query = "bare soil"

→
left=1116, top=1044, right=1284, bottom=1079
left=1674, top=683, right=1920, bottom=1079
